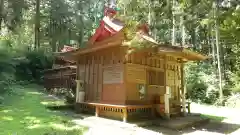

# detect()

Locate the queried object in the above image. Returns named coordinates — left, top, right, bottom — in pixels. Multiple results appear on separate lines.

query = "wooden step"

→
left=170, top=107, right=181, bottom=112
left=170, top=112, right=181, bottom=117
left=170, top=106, right=181, bottom=117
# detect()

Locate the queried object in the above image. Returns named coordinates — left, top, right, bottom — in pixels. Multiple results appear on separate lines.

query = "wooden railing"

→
left=75, top=102, right=155, bottom=122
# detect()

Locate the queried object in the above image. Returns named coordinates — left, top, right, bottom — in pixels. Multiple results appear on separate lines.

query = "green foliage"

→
left=0, top=0, right=239, bottom=107
left=0, top=46, right=16, bottom=95
left=0, top=0, right=26, bottom=31
left=225, top=94, right=240, bottom=108
left=228, top=71, right=240, bottom=92
left=186, top=62, right=219, bottom=104
left=65, top=89, right=76, bottom=104
left=49, top=88, right=76, bottom=105
left=15, top=50, right=54, bottom=83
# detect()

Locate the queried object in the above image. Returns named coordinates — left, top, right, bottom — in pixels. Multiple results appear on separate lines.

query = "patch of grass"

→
left=201, top=114, right=226, bottom=122
left=0, top=84, right=87, bottom=135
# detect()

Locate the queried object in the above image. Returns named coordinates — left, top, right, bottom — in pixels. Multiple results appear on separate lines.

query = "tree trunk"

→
left=148, top=0, right=152, bottom=35
left=148, top=0, right=151, bottom=25
left=68, top=29, right=71, bottom=44
left=78, top=1, right=84, bottom=47
left=35, top=0, right=40, bottom=49
left=209, top=24, right=216, bottom=65
left=180, top=14, right=185, bottom=46
left=123, top=1, right=126, bottom=16
left=214, top=1, right=223, bottom=103
left=194, top=27, right=198, bottom=49
left=79, top=15, right=84, bottom=47
left=221, top=43, right=227, bottom=81
left=172, top=0, right=176, bottom=46
left=190, top=28, right=196, bottom=50
left=0, top=0, right=4, bottom=32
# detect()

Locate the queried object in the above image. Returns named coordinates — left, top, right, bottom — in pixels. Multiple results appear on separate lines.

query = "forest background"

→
left=0, top=0, right=239, bottom=107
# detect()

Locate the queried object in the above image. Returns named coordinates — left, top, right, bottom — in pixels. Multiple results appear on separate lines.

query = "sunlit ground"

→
left=181, top=104, right=240, bottom=135
left=1, top=84, right=239, bottom=135
left=0, top=84, right=87, bottom=135
left=76, top=104, right=240, bottom=135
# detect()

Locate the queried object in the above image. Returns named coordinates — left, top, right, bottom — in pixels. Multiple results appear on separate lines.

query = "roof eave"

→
left=157, top=45, right=208, bottom=61
left=182, top=49, right=209, bottom=61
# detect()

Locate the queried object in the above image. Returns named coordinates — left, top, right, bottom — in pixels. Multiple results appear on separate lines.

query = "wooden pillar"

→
left=76, top=80, right=84, bottom=103
left=122, top=108, right=128, bottom=122
left=98, top=55, right=103, bottom=102
left=75, top=60, right=80, bottom=103
left=75, top=80, right=80, bottom=103
left=164, top=55, right=167, bottom=102
left=180, top=61, right=187, bottom=116
left=151, top=105, right=155, bottom=118
left=164, top=55, right=170, bottom=119
left=95, top=106, right=99, bottom=117
left=187, top=102, right=191, bottom=114
left=164, top=86, right=170, bottom=119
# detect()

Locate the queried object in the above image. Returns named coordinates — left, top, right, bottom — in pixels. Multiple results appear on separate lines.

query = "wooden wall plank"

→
left=103, top=64, right=123, bottom=84
left=86, top=56, right=90, bottom=101
left=88, top=56, right=93, bottom=101
left=83, top=56, right=87, bottom=101
left=94, top=56, right=98, bottom=102
left=126, top=64, right=146, bottom=84
left=98, top=56, right=103, bottom=102
left=90, top=55, right=94, bottom=101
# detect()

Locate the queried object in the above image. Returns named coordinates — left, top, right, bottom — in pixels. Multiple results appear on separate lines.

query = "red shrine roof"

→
left=88, top=17, right=124, bottom=45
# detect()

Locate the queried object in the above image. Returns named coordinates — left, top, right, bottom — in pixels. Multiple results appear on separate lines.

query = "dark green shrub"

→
left=0, top=48, right=16, bottom=95
left=229, top=71, right=240, bottom=93
left=15, top=49, right=54, bottom=83
left=185, top=62, right=219, bottom=104
left=187, top=81, right=208, bottom=103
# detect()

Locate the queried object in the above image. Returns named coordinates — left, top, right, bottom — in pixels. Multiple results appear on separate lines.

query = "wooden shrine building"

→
left=61, top=5, right=207, bottom=122
left=44, top=46, right=77, bottom=91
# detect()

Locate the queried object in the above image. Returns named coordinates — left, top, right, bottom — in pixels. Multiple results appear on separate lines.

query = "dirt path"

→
left=70, top=103, right=240, bottom=135
left=191, top=103, right=240, bottom=120
left=42, top=91, right=240, bottom=135
left=74, top=117, right=239, bottom=135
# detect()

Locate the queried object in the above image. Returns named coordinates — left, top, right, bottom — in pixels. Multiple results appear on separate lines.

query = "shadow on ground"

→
left=68, top=110, right=240, bottom=135
left=144, top=115, right=240, bottom=135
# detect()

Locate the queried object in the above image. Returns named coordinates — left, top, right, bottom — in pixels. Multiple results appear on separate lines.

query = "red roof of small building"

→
left=61, top=45, right=77, bottom=52
left=54, top=45, right=77, bottom=63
